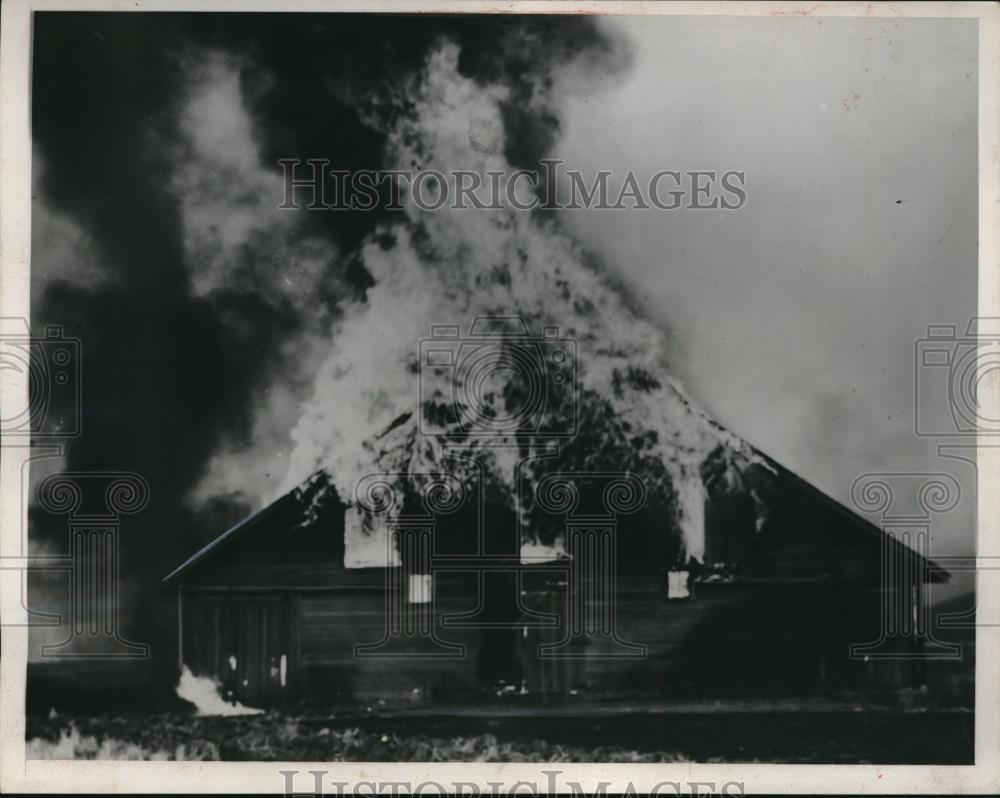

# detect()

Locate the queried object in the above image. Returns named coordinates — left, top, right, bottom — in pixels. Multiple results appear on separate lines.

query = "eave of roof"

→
left=754, top=453, right=949, bottom=583
left=161, top=490, right=296, bottom=585
left=161, top=449, right=949, bottom=584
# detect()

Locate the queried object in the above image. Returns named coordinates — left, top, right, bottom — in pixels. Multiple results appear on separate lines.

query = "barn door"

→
left=202, top=595, right=295, bottom=705
left=239, top=597, right=291, bottom=704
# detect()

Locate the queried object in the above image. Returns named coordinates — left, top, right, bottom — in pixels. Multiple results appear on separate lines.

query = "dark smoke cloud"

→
left=29, top=12, right=629, bottom=687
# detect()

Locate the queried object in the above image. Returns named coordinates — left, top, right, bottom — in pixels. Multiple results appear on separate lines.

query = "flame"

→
left=175, top=665, right=263, bottom=717
left=278, top=43, right=767, bottom=563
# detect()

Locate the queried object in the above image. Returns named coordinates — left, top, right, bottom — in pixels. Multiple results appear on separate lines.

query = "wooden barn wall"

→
left=175, top=474, right=935, bottom=706
left=296, top=577, right=487, bottom=704
left=180, top=574, right=919, bottom=706
left=703, top=487, right=886, bottom=585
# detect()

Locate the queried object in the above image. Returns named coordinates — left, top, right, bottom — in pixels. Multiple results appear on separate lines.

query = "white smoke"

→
left=175, top=665, right=263, bottom=716
left=30, top=150, right=109, bottom=302
left=172, top=51, right=341, bottom=509
left=279, top=43, right=768, bottom=561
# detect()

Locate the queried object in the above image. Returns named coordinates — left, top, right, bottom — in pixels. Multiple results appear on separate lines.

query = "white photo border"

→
left=1, top=1, right=998, bottom=793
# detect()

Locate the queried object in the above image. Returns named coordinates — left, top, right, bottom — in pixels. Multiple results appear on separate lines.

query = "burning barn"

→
left=163, top=407, right=949, bottom=709
left=151, top=40, right=954, bottom=710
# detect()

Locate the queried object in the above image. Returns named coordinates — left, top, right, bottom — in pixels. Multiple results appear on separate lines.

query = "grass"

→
left=24, top=697, right=975, bottom=763
left=25, top=711, right=695, bottom=762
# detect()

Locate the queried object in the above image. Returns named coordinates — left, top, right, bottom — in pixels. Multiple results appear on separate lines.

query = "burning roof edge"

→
left=161, top=453, right=950, bottom=585
left=161, top=486, right=306, bottom=585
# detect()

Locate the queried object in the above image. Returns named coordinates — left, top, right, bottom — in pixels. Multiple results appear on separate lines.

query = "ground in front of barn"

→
left=24, top=702, right=974, bottom=763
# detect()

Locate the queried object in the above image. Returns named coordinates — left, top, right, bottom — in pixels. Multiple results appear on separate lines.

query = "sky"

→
left=555, top=16, right=979, bottom=554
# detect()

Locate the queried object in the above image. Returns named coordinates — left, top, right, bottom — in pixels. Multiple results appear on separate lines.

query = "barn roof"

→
left=757, top=455, right=949, bottom=582
left=161, top=451, right=949, bottom=585
left=161, top=493, right=288, bottom=585
left=161, top=473, right=327, bottom=585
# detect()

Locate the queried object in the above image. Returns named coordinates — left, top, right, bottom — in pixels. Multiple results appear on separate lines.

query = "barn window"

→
left=408, top=573, right=432, bottom=604
left=667, top=569, right=690, bottom=600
